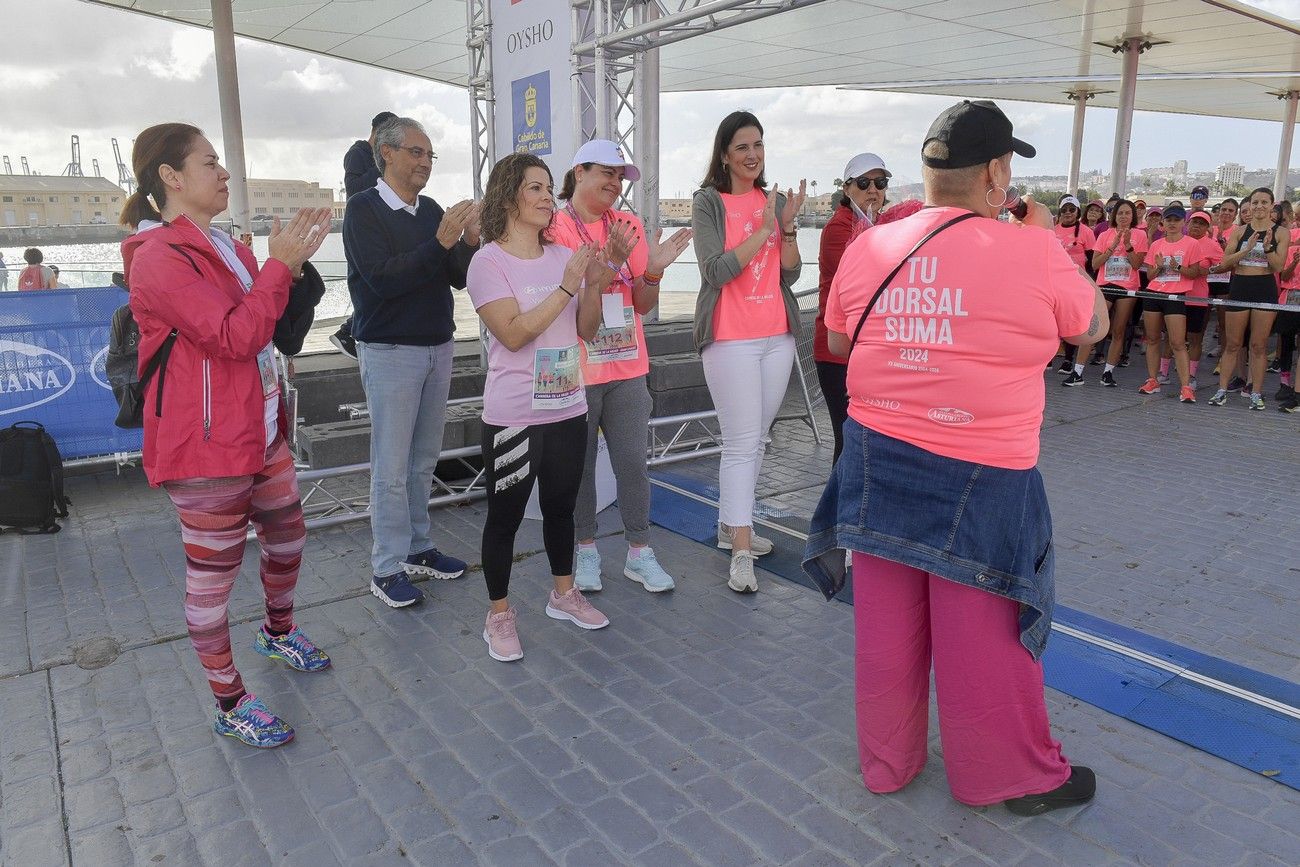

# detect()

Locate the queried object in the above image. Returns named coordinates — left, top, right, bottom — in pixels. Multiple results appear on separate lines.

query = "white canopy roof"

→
left=84, top=0, right=1300, bottom=122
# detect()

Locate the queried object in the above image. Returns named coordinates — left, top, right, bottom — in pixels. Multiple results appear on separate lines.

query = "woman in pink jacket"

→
left=121, top=123, right=332, bottom=748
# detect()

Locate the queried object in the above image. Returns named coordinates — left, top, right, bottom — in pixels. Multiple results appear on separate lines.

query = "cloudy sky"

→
left=1, top=0, right=1298, bottom=205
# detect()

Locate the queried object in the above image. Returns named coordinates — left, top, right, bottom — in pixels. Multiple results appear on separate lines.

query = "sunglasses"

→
left=852, top=176, right=889, bottom=191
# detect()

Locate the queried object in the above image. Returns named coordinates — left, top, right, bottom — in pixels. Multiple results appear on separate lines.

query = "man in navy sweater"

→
left=344, top=116, right=479, bottom=608
left=332, top=110, right=397, bottom=358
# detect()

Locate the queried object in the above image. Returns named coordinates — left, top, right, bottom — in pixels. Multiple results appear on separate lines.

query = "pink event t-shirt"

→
left=1189, top=235, right=1223, bottom=306
left=713, top=188, right=788, bottom=341
left=1281, top=227, right=1300, bottom=293
left=467, top=242, right=587, bottom=427
left=547, top=207, right=651, bottom=386
left=1052, top=222, right=1096, bottom=270
left=826, top=207, right=1094, bottom=470
left=1144, top=236, right=1207, bottom=296
left=1093, top=227, right=1148, bottom=291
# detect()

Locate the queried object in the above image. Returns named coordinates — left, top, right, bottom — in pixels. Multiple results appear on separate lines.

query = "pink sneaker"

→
left=483, top=608, right=523, bottom=662
left=545, top=587, right=609, bottom=630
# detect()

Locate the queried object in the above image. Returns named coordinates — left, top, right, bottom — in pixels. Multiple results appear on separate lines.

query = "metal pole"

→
left=594, top=0, right=610, bottom=137
left=1067, top=91, right=1088, bottom=195
left=210, top=0, right=250, bottom=235
left=1109, top=37, right=1142, bottom=198
left=633, top=0, right=660, bottom=233
left=1274, top=91, right=1298, bottom=201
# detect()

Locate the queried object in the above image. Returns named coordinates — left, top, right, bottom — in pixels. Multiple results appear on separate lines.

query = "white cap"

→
left=843, top=153, right=891, bottom=181
left=1058, top=195, right=1082, bottom=210
left=572, top=139, right=640, bottom=181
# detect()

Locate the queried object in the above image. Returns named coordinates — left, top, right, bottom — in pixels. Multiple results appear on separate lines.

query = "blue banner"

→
left=512, top=71, right=553, bottom=156
left=0, top=287, right=143, bottom=458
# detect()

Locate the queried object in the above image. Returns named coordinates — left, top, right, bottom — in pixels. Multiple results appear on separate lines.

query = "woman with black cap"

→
left=804, top=100, right=1105, bottom=815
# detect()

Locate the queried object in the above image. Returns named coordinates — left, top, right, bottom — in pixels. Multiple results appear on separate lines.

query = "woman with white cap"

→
left=815, top=153, right=922, bottom=462
left=691, top=110, right=806, bottom=594
left=549, top=140, right=694, bottom=594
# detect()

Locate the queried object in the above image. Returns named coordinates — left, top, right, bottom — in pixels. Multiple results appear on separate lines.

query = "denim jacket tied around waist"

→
left=802, top=419, right=1056, bottom=659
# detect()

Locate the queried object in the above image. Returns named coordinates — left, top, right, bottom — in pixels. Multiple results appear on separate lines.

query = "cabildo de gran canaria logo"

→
left=0, top=339, right=77, bottom=415
left=524, top=82, right=538, bottom=128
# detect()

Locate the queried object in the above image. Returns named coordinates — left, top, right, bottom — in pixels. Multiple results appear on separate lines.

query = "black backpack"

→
left=0, top=421, right=70, bottom=534
left=106, top=304, right=176, bottom=429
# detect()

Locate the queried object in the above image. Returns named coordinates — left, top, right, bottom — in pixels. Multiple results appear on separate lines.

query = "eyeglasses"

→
left=393, top=146, right=437, bottom=162
left=852, top=176, right=889, bottom=191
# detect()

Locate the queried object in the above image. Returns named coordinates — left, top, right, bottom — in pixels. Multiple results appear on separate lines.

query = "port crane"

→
left=62, top=135, right=85, bottom=177
left=112, top=138, right=135, bottom=194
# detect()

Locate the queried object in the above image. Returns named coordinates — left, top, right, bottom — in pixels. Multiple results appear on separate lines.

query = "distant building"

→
left=217, top=178, right=336, bottom=223
left=660, top=198, right=692, bottom=223
left=0, top=175, right=126, bottom=227
left=1216, top=162, right=1245, bottom=187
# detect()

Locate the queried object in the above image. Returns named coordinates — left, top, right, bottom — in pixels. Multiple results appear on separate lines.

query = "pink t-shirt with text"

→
left=713, top=188, right=788, bottom=341
left=826, top=207, right=1094, bottom=470
left=1052, top=222, right=1096, bottom=270
left=547, top=207, right=651, bottom=386
left=1093, top=227, right=1148, bottom=291
left=467, top=242, right=587, bottom=427
left=1144, top=236, right=1207, bottom=296
left=1281, top=227, right=1300, bottom=294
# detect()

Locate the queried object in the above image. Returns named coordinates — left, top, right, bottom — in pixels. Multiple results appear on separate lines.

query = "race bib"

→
left=586, top=302, right=639, bottom=365
left=1154, top=254, right=1183, bottom=283
left=1104, top=255, right=1131, bottom=284
left=533, top=344, right=583, bottom=410
left=1240, top=241, right=1269, bottom=270
left=256, top=345, right=280, bottom=397
left=1207, top=269, right=1231, bottom=284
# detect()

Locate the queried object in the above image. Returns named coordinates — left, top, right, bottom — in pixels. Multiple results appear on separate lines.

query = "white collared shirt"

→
left=375, top=178, right=419, bottom=215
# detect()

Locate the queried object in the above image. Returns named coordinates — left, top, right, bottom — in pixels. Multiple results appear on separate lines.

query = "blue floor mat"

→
left=649, top=472, right=1300, bottom=791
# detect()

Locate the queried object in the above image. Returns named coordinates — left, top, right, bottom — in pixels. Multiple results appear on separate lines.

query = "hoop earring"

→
left=985, top=185, right=1008, bottom=209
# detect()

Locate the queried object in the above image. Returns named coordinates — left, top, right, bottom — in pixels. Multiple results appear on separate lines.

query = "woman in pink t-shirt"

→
left=467, top=153, right=634, bottom=663
left=804, top=99, right=1105, bottom=816
left=689, top=111, right=805, bottom=594
left=548, top=140, right=694, bottom=595
left=1088, top=199, right=1147, bottom=388
left=1138, top=207, right=1204, bottom=402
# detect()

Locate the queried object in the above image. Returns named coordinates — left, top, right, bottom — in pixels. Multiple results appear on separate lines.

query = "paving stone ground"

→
left=1, top=353, right=1298, bottom=866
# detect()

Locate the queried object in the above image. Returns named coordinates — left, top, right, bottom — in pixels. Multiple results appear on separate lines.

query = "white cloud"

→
left=131, top=29, right=212, bottom=82
left=277, top=58, right=346, bottom=93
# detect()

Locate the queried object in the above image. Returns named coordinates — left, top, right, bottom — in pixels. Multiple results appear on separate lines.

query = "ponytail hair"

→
left=118, top=122, right=204, bottom=228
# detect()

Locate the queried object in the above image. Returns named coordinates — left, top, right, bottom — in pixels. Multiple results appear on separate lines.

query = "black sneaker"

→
left=1101, top=370, right=1118, bottom=388
left=1279, top=396, right=1300, bottom=413
left=1275, top=384, right=1294, bottom=402
left=402, top=547, right=466, bottom=580
left=1056, top=360, right=1073, bottom=375
left=1088, top=351, right=1105, bottom=366
left=1062, top=371, right=1084, bottom=387
left=1268, top=361, right=1282, bottom=374
left=1118, top=354, right=1130, bottom=368
left=1227, top=375, right=1247, bottom=393
left=1005, top=766, right=1097, bottom=817
left=329, top=320, right=358, bottom=359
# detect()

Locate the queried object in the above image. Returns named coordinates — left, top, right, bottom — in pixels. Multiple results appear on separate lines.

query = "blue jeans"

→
left=358, top=340, right=454, bottom=577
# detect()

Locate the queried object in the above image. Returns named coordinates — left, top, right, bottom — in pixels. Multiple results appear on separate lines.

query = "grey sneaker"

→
left=717, top=523, right=773, bottom=556
left=727, top=551, right=758, bottom=594
left=574, top=546, right=602, bottom=592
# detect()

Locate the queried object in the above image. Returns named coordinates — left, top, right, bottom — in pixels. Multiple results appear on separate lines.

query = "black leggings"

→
left=481, top=414, right=587, bottom=601
left=815, top=360, right=849, bottom=465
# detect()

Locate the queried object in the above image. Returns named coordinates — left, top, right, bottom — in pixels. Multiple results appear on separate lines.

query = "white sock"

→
left=579, top=541, right=597, bottom=551
left=627, top=546, right=647, bottom=560
left=1104, top=363, right=1115, bottom=373
left=1073, top=363, right=1085, bottom=375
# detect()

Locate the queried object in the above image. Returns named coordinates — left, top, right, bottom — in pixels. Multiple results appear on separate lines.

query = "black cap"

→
left=1163, top=205, right=1187, bottom=220
left=921, top=100, right=1036, bottom=169
left=1191, top=185, right=1209, bottom=198
left=371, top=111, right=398, bottom=130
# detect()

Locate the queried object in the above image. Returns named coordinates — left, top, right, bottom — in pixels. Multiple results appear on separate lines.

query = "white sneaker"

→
left=717, top=523, right=773, bottom=556
left=727, top=551, right=758, bottom=594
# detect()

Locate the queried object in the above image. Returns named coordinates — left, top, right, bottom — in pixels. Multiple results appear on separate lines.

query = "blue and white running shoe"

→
left=254, top=625, right=331, bottom=672
left=213, top=694, right=294, bottom=749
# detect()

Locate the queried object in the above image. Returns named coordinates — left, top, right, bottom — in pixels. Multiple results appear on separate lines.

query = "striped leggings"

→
left=162, top=436, right=305, bottom=704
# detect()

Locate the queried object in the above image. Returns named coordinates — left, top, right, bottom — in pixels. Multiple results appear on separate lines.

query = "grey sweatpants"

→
left=575, top=375, right=653, bottom=544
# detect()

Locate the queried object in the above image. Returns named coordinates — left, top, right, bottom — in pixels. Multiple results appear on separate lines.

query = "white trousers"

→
left=701, top=333, right=796, bottom=527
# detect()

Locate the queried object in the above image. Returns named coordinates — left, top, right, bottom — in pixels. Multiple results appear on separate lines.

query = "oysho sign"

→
left=0, top=339, right=76, bottom=415
left=490, top=0, right=573, bottom=180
